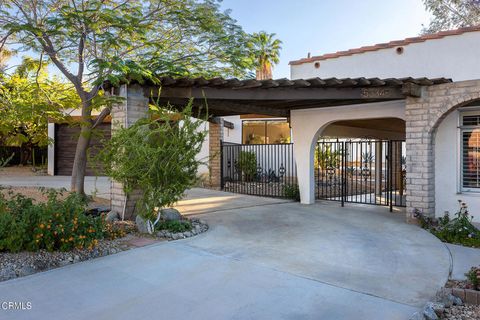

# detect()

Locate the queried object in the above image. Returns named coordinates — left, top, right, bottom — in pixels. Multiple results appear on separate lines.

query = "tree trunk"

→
left=70, top=99, right=93, bottom=195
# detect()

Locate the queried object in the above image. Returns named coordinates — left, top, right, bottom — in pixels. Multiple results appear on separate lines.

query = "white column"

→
left=47, top=122, right=55, bottom=175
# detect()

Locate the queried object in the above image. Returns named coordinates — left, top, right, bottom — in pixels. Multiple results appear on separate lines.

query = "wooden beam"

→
left=401, top=82, right=422, bottom=97
left=153, top=86, right=405, bottom=101
left=157, top=98, right=290, bottom=117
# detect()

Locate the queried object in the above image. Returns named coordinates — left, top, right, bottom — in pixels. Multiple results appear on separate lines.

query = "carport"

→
left=105, top=76, right=450, bottom=221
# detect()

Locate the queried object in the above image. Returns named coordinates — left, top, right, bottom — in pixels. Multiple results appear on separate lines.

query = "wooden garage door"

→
left=55, top=123, right=111, bottom=176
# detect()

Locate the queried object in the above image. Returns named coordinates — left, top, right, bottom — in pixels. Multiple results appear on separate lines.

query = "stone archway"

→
left=405, top=80, right=480, bottom=222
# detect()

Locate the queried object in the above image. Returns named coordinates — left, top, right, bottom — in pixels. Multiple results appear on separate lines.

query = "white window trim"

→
left=459, top=108, right=480, bottom=193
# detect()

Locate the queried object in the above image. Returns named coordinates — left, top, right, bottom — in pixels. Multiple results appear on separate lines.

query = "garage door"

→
left=54, top=123, right=111, bottom=176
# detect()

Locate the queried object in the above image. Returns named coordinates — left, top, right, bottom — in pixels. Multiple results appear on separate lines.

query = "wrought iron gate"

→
left=316, top=139, right=406, bottom=210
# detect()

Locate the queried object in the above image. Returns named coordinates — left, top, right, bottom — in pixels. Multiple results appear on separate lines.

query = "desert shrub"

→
left=466, top=266, right=480, bottom=290
left=0, top=189, right=107, bottom=252
left=237, top=151, right=257, bottom=182
left=156, top=220, right=192, bottom=233
left=417, top=200, right=480, bottom=248
left=283, top=184, right=300, bottom=201
left=96, top=101, right=207, bottom=233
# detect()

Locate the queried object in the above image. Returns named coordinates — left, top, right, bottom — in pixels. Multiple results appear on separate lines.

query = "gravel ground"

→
left=0, top=186, right=110, bottom=207
left=441, top=304, right=480, bottom=319
left=0, top=234, right=150, bottom=282
left=0, top=166, right=47, bottom=176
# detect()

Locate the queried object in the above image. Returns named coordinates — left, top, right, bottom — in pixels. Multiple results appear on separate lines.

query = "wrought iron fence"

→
left=316, top=139, right=406, bottom=210
left=220, top=142, right=297, bottom=198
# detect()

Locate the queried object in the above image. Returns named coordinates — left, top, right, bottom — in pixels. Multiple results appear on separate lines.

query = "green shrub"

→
left=0, top=189, right=107, bottom=252
left=283, top=184, right=300, bottom=201
left=417, top=200, right=480, bottom=248
left=96, top=102, right=207, bottom=233
left=156, top=220, right=191, bottom=233
left=237, top=151, right=257, bottom=182
left=466, top=266, right=480, bottom=290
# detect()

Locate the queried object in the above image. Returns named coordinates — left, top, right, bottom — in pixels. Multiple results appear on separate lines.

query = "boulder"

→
left=135, top=215, right=149, bottom=234
left=161, top=208, right=182, bottom=221
left=423, top=303, right=439, bottom=320
left=105, top=211, right=120, bottom=222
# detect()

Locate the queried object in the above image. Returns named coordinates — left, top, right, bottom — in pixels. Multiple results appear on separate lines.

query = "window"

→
left=461, top=114, right=480, bottom=191
left=242, top=120, right=291, bottom=144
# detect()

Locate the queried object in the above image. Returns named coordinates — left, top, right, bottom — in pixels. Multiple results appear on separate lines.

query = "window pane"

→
left=242, top=121, right=266, bottom=144
left=463, top=115, right=480, bottom=126
left=266, top=121, right=291, bottom=144
left=463, top=129, right=480, bottom=188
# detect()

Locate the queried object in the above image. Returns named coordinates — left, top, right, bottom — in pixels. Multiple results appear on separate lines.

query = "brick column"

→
left=404, top=80, right=480, bottom=223
left=208, top=120, right=223, bottom=189
left=405, top=96, right=435, bottom=223
left=110, top=84, right=149, bottom=219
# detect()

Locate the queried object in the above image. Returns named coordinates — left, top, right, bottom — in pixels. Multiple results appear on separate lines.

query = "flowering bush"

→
left=416, top=200, right=480, bottom=248
left=0, top=189, right=115, bottom=252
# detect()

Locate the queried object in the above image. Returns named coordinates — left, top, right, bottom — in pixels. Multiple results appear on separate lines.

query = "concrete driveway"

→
left=0, top=190, right=452, bottom=320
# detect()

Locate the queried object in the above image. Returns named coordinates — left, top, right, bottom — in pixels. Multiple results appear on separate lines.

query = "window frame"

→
left=241, top=119, right=291, bottom=145
left=460, top=110, right=480, bottom=193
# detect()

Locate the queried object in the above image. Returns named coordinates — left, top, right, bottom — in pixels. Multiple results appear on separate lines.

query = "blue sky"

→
left=221, top=0, right=432, bottom=78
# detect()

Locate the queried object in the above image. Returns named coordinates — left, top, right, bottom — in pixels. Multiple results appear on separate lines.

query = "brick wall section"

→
left=110, top=84, right=149, bottom=219
left=405, top=80, right=480, bottom=222
left=208, top=120, right=223, bottom=189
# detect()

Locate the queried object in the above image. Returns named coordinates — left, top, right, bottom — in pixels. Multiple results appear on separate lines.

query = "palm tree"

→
left=249, top=32, right=282, bottom=80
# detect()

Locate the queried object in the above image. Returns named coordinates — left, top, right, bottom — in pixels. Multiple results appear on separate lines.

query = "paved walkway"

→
left=0, top=189, right=455, bottom=319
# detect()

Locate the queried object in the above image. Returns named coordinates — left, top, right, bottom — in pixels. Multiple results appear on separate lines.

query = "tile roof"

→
left=289, top=26, right=480, bottom=65
left=116, top=76, right=451, bottom=89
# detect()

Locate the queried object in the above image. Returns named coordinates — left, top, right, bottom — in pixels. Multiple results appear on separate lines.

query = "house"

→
left=49, top=26, right=480, bottom=224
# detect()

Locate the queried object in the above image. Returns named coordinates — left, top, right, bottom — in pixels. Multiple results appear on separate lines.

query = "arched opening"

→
left=314, top=117, right=406, bottom=209
left=433, top=99, right=480, bottom=222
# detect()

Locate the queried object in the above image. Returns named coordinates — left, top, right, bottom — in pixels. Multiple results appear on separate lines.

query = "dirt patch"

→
left=0, top=186, right=109, bottom=207
left=0, top=166, right=47, bottom=177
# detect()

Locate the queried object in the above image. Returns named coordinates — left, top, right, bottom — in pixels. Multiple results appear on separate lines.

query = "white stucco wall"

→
left=290, top=100, right=406, bottom=204
left=291, top=31, right=480, bottom=81
left=435, top=108, right=480, bottom=222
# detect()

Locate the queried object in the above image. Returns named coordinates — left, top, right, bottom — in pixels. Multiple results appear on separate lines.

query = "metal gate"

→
left=316, top=139, right=406, bottom=210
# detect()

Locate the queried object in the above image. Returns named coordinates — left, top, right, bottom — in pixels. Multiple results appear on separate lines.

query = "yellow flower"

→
left=39, top=224, right=45, bottom=229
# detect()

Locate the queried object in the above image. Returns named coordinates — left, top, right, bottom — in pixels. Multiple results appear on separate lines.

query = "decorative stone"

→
left=423, top=303, right=439, bottom=320
left=106, top=211, right=120, bottom=222
left=17, top=265, right=35, bottom=277
left=161, top=208, right=182, bottom=221
left=184, top=231, right=192, bottom=238
left=0, top=266, right=16, bottom=281
left=135, top=215, right=149, bottom=234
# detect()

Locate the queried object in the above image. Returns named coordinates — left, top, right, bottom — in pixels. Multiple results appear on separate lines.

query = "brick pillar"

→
left=208, top=120, right=223, bottom=189
left=405, top=97, right=435, bottom=223
left=110, top=84, right=149, bottom=219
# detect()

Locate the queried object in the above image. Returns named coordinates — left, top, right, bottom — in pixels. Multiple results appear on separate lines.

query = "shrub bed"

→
left=0, top=189, right=120, bottom=252
left=416, top=200, right=480, bottom=248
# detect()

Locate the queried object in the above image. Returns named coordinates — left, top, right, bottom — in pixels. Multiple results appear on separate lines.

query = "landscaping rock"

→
left=106, top=211, right=120, bottom=222
left=161, top=208, right=182, bottom=221
left=17, top=265, right=35, bottom=277
left=135, top=215, right=149, bottom=234
left=0, top=266, right=16, bottom=281
left=423, top=303, right=439, bottom=320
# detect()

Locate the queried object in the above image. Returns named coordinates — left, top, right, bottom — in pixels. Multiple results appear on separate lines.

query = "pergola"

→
left=107, top=76, right=450, bottom=119
left=106, top=76, right=452, bottom=220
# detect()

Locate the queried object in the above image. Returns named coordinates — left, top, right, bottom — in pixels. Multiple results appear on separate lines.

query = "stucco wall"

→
left=291, top=31, right=480, bottom=81
left=435, top=108, right=480, bottom=222
left=290, top=100, right=406, bottom=204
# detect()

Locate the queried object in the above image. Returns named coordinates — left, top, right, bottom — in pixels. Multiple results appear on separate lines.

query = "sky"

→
left=220, top=0, right=432, bottom=78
